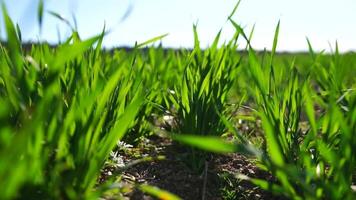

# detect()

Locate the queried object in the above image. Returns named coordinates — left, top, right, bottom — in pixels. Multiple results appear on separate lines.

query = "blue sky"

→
left=1, top=0, right=356, bottom=52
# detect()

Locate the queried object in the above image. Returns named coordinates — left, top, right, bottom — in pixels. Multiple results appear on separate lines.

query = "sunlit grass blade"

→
left=136, top=33, right=169, bottom=48
left=306, top=37, right=315, bottom=61
left=172, top=134, right=237, bottom=153
left=139, top=184, right=181, bottom=200
left=229, top=19, right=251, bottom=47
left=270, top=20, right=280, bottom=64
left=50, top=35, right=101, bottom=71
left=227, top=0, right=242, bottom=20
left=2, top=3, right=23, bottom=77
left=16, top=23, right=22, bottom=42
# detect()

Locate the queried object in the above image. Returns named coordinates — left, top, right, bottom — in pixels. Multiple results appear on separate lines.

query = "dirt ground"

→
left=100, top=135, right=287, bottom=200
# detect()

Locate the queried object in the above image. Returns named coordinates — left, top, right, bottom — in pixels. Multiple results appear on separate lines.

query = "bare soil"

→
left=100, top=135, right=287, bottom=200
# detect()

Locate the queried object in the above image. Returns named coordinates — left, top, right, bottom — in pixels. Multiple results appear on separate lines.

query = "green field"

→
left=1, top=3, right=356, bottom=200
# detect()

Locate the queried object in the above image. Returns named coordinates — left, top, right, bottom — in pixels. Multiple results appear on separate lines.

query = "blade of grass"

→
left=227, top=0, right=242, bottom=20
left=136, top=33, right=169, bottom=48
left=139, top=184, right=181, bottom=200
left=38, top=0, right=44, bottom=32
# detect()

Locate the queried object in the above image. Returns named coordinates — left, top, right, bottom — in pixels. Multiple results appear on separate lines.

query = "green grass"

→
left=1, top=2, right=356, bottom=200
left=176, top=19, right=356, bottom=199
left=0, top=5, right=144, bottom=199
left=168, top=25, right=240, bottom=172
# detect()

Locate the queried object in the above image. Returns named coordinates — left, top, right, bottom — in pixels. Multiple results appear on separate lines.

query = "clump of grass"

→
left=235, top=20, right=356, bottom=199
left=176, top=18, right=356, bottom=199
left=169, top=25, right=240, bottom=172
left=0, top=5, right=143, bottom=199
